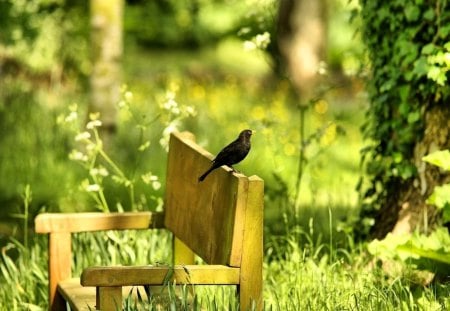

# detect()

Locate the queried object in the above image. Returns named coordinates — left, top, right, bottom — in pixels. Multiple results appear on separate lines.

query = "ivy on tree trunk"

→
left=358, top=0, right=450, bottom=238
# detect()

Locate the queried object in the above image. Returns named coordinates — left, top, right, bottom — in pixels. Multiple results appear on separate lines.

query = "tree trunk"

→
left=371, top=104, right=450, bottom=239
left=277, top=0, right=327, bottom=100
left=89, top=0, right=123, bottom=140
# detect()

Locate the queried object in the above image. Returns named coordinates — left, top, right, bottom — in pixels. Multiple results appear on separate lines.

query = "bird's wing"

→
left=213, top=140, right=238, bottom=163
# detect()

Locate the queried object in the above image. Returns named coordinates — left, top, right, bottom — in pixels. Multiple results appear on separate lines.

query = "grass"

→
left=1, top=218, right=449, bottom=310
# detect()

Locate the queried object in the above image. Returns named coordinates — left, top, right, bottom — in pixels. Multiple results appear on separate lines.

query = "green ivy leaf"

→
left=398, top=85, right=411, bottom=104
left=444, top=206, right=450, bottom=223
left=422, top=43, right=436, bottom=55
left=444, top=42, right=450, bottom=51
left=426, top=184, right=450, bottom=209
left=404, top=6, right=420, bottom=22
left=413, top=57, right=429, bottom=77
left=407, top=111, right=420, bottom=123
left=422, top=149, right=450, bottom=170
left=423, top=7, right=435, bottom=21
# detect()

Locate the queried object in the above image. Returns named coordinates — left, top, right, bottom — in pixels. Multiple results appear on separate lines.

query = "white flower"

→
left=141, top=172, right=158, bottom=184
left=243, top=40, right=257, bottom=51
left=98, top=167, right=108, bottom=177
left=164, top=98, right=179, bottom=112
left=255, top=32, right=270, bottom=49
left=69, top=150, right=88, bottom=162
left=142, top=172, right=162, bottom=190
left=65, top=111, right=78, bottom=123
left=184, top=105, right=196, bottom=117
left=317, top=61, right=328, bottom=75
left=159, top=122, right=178, bottom=150
left=75, top=131, right=91, bottom=142
left=90, top=167, right=109, bottom=177
left=152, top=181, right=161, bottom=190
left=86, top=184, right=100, bottom=192
left=86, top=120, right=102, bottom=129
left=124, top=91, right=133, bottom=102
left=244, top=32, right=271, bottom=51
left=81, top=179, right=100, bottom=192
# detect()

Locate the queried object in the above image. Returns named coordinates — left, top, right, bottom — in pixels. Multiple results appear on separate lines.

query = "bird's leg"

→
left=229, top=166, right=242, bottom=173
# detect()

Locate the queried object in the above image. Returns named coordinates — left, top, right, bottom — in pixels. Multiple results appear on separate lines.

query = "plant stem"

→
left=294, top=105, right=307, bottom=211
left=94, top=128, right=135, bottom=209
left=22, top=184, right=31, bottom=250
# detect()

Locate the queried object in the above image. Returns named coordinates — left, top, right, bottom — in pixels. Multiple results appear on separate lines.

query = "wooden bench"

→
left=35, top=131, right=264, bottom=311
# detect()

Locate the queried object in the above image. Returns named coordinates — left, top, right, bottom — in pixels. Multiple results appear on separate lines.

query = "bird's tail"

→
left=198, top=166, right=215, bottom=182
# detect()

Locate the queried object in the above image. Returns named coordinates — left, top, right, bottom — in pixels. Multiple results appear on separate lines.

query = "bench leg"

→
left=49, top=232, right=72, bottom=311
left=96, top=287, right=122, bottom=311
left=239, top=177, right=264, bottom=311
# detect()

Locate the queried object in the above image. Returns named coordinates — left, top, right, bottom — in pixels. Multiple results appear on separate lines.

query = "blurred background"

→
left=0, top=0, right=364, bottom=245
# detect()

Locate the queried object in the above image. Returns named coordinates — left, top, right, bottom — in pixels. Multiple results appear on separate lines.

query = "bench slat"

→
left=58, top=279, right=153, bottom=311
left=58, top=278, right=95, bottom=311
left=165, top=132, right=248, bottom=267
left=81, top=265, right=241, bottom=286
left=35, top=211, right=164, bottom=233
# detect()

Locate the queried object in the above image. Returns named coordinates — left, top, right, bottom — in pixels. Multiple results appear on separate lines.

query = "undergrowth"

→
left=1, top=212, right=449, bottom=310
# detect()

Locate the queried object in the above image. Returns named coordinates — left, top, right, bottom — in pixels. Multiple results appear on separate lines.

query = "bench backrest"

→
left=164, top=132, right=263, bottom=267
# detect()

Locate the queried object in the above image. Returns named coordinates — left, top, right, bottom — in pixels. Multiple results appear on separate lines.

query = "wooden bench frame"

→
left=35, top=132, right=263, bottom=310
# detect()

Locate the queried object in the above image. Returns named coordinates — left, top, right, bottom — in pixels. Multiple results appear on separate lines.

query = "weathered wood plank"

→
left=35, top=211, right=164, bottom=233
left=58, top=279, right=95, bottom=311
left=97, top=286, right=122, bottom=311
left=81, top=265, right=241, bottom=286
left=58, top=279, right=154, bottom=311
left=173, top=237, right=195, bottom=265
left=164, top=132, right=248, bottom=266
left=49, top=232, right=72, bottom=311
left=239, top=176, right=264, bottom=311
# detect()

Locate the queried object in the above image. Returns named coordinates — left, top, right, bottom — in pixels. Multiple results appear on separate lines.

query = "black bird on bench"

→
left=198, top=129, right=253, bottom=182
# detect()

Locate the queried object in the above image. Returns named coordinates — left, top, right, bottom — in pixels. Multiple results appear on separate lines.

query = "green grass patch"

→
left=1, top=222, right=449, bottom=310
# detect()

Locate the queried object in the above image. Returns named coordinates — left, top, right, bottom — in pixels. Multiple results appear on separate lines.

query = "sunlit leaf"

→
left=422, top=150, right=450, bottom=170
left=426, top=184, right=450, bottom=209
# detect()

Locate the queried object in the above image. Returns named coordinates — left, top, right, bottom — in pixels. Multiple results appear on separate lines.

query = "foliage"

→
left=368, top=149, right=450, bottom=278
left=369, top=228, right=450, bottom=277
left=0, top=0, right=89, bottom=76
left=237, top=0, right=277, bottom=62
left=0, top=0, right=89, bottom=214
left=423, top=149, right=450, bottom=223
left=265, top=224, right=449, bottom=310
left=2, top=209, right=450, bottom=310
left=56, top=86, right=195, bottom=212
left=358, top=0, right=450, bottom=234
left=125, top=0, right=252, bottom=48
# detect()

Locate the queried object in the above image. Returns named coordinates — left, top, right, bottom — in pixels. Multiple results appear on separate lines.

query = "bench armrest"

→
left=35, top=211, right=165, bottom=233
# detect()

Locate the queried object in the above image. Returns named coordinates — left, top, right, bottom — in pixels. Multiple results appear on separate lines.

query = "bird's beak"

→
left=251, top=130, right=256, bottom=135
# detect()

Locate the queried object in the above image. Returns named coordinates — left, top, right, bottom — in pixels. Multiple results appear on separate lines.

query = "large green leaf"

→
left=368, top=228, right=450, bottom=275
left=422, top=149, right=450, bottom=171
left=426, top=184, right=450, bottom=210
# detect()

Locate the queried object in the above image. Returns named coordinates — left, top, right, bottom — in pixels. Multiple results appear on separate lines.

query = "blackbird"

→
left=198, top=129, right=253, bottom=182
